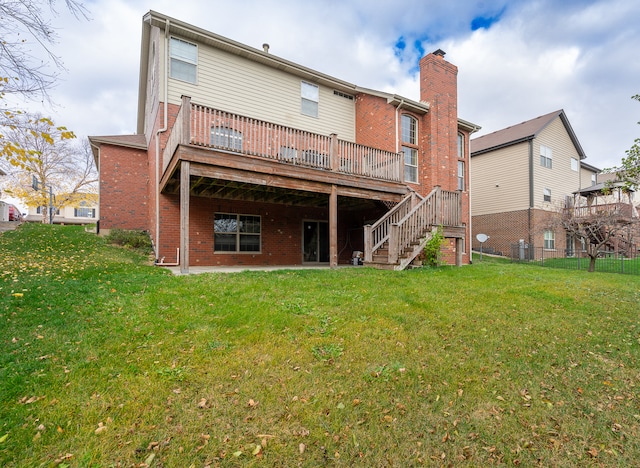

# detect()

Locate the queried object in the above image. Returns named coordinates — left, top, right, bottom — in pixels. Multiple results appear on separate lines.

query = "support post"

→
left=456, top=237, right=463, bottom=266
left=329, top=184, right=338, bottom=268
left=181, top=95, right=191, bottom=144
left=329, top=133, right=339, bottom=171
left=389, top=224, right=399, bottom=264
left=363, top=224, right=373, bottom=263
left=180, top=161, right=190, bottom=274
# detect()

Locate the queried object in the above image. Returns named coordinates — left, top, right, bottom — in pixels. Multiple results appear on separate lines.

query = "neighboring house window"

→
left=401, top=114, right=418, bottom=183
left=211, top=127, right=243, bottom=151
left=170, top=37, right=197, bottom=84
left=540, top=145, right=552, bottom=168
left=571, top=157, right=579, bottom=172
left=457, top=133, right=464, bottom=158
left=36, top=206, right=60, bottom=215
left=544, top=230, right=555, bottom=250
left=74, top=207, right=96, bottom=218
left=457, top=161, right=465, bottom=191
left=301, top=81, right=319, bottom=117
left=214, top=213, right=261, bottom=252
left=543, top=188, right=551, bottom=203
left=591, top=173, right=596, bottom=185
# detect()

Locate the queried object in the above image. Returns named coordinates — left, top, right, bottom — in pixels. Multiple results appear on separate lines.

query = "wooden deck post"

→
left=330, top=184, right=338, bottom=268
left=181, top=95, right=191, bottom=144
left=456, top=237, right=463, bottom=266
left=329, top=133, right=339, bottom=171
left=389, top=223, right=399, bottom=264
left=363, top=224, right=373, bottom=263
left=180, top=161, right=190, bottom=274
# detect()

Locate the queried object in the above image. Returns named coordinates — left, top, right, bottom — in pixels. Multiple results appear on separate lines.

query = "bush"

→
left=105, top=228, right=153, bottom=254
left=423, top=226, right=445, bottom=267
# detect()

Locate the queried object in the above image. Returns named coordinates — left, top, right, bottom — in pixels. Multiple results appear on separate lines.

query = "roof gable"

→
left=471, top=110, right=586, bottom=159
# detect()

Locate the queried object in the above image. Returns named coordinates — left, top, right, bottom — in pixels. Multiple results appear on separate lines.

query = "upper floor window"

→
left=591, top=173, right=597, bottom=185
left=170, top=37, right=197, bottom=84
left=540, top=145, right=552, bottom=169
left=543, top=188, right=551, bottom=203
left=401, top=114, right=418, bottom=183
left=457, top=133, right=464, bottom=158
left=571, top=157, right=579, bottom=172
left=211, top=127, right=243, bottom=151
left=301, top=82, right=319, bottom=117
left=457, top=161, right=465, bottom=191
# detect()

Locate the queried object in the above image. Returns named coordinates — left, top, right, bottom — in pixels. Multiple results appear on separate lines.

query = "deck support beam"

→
left=329, top=184, right=338, bottom=268
left=180, top=161, right=190, bottom=274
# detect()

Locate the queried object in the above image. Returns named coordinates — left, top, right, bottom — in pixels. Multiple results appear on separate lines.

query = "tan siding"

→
left=164, top=35, right=356, bottom=141
left=470, top=142, right=530, bottom=216
left=533, top=117, right=582, bottom=210
left=580, top=166, right=597, bottom=188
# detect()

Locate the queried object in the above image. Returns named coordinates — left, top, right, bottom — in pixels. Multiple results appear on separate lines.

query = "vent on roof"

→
left=334, top=90, right=354, bottom=100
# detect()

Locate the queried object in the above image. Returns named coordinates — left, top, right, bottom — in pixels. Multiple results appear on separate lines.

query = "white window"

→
left=543, top=188, right=551, bottom=203
left=457, top=161, right=465, bottom=191
left=214, top=213, right=261, bottom=252
left=457, top=133, right=464, bottom=158
left=571, top=157, right=579, bottom=172
left=544, top=230, right=555, bottom=250
left=211, top=127, right=243, bottom=151
left=591, top=173, right=596, bottom=185
left=540, top=145, right=552, bottom=168
left=170, top=37, right=197, bottom=84
left=74, top=207, right=96, bottom=218
left=401, top=114, right=418, bottom=183
left=301, top=82, right=319, bottom=117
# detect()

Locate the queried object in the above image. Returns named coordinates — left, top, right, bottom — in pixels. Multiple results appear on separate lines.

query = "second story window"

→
left=211, top=127, right=243, bottom=151
left=591, top=173, right=597, bottom=185
left=170, top=37, right=197, bottom=84
left=540, top=145, right=552, bottom=169
left=571, top=157, right=579, bottom=172
left=301, top=82, right=319, bottom=117
left=401, top=114, right=418, bottom=183
left=457, top=133, right=464, bottom=158
left=457, top=161, right=465, bottom=191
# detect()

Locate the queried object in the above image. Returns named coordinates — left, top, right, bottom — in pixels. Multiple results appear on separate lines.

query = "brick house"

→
left=89, top=11, right=479, bottom=272
left=470, top=109, right=600, bottom=257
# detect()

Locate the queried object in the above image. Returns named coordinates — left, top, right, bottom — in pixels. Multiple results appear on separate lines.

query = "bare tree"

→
left=558, top=203, right=637, bottom=272
left=0, top=0, right=88, bottom=100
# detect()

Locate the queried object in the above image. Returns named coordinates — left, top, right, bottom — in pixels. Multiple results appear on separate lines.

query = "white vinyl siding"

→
left=470, top=141, right=530, bottom=216
left=161, top=34, right=355, bottom=141
left=532, top=118, right=582, bottom=211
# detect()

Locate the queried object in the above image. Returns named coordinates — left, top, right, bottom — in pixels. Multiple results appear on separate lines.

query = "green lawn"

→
left=2, top=224, right=639, bottom=467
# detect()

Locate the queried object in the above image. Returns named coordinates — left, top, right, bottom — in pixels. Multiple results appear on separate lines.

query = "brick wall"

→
left=99, top=144, right=149, bottom=231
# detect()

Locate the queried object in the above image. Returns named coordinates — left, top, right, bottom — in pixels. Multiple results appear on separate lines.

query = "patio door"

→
left=303, top=221, right=329, bottom=263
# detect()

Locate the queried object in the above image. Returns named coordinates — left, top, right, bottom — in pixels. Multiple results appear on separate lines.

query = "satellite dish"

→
left=476, top=233, right=489, bottom=243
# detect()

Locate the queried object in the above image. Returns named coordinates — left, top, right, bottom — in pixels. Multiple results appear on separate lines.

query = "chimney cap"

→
left=262, top=43, right=270, bottom=53
left=432, top=49, right=446, bottom=57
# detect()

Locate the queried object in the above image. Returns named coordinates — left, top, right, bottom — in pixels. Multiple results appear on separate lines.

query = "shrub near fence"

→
left=510, top=244, right=640, bottom=275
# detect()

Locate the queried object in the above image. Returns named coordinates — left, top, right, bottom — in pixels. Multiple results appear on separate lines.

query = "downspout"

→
left=155, top=19, right=171, bottom=264
left=528, top=139, right=533, bottom=249
left=468, top=136, right=472, bottom=263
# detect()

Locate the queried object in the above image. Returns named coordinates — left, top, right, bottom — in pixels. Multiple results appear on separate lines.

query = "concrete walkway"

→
left=163, top=264, right=353, bottom=275
left=0, top=221, right=21, bottom=234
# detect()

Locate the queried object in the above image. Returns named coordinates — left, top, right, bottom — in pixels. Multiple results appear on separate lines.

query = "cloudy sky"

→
left=14, top=0, right=640, bottom=172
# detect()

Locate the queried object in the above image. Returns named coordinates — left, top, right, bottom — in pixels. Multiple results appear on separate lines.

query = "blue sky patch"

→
left=471, top=7, right=506, bottom=31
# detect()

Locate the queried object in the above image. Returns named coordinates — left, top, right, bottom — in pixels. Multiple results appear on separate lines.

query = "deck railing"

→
left=163, top=96, right=404, bottom=183
left=567, top=202, right=636, bottom=219
left=364, top=187, right=462, bottom=264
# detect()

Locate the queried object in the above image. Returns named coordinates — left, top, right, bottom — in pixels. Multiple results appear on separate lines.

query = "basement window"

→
left=214, top=213, right=261, bottom=253
left=544, top=229, right=555, bottom=250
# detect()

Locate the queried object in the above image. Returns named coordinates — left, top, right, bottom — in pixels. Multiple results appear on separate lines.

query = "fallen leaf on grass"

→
left=587, top=447, right=598, bottom=458
left=197, top=398, right=207, bottom=409
left=299, top=443, right=306, bottom=454
left=94, top=423, right=107, bottom=435
left=0, top=433, right=8, bottom=443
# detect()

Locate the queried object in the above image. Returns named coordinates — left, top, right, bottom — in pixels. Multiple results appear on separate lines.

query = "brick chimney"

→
left=419, top=49, right=459, bottom=191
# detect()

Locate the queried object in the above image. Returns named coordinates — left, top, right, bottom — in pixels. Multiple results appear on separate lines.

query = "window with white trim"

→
left=544, top=230, right=555, bottom=250
left=214, top=213, right=261, bottom=252
left=401, top=114, right=418, bottom=183
left=170, top=37, right=197, bottom=84
left=74, top=207, right=96, bottom=218
left=543, top=188, right=551, bottom=203
left=571, top=157, right=579, bottom=172
left=457, top=133, right=464, bottom=158
left=540, top=145, right=552, bottom=168
left=591, top=173, right=596, bottom=185
left=457, top=161, right=465, bottom=191
left=301, top=81, right=319, bottom=117
left=211, top=127, right=243, bottom=151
